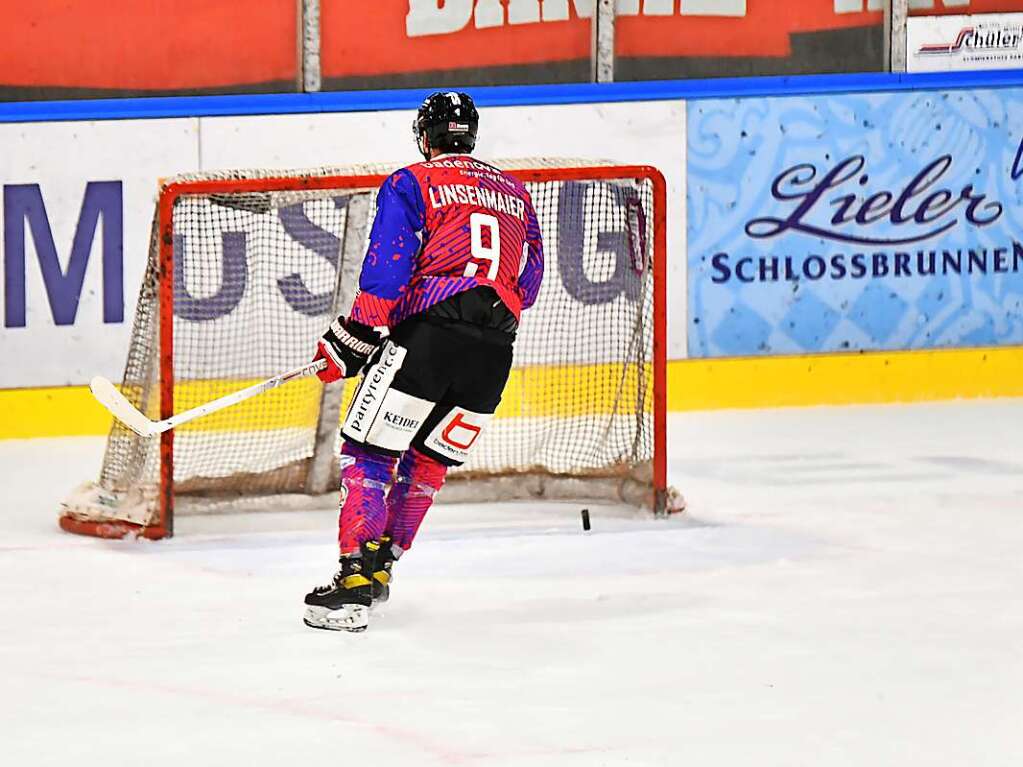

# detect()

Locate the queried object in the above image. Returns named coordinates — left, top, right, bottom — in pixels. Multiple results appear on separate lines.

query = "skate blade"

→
left=303, top=604, right=369, bottom=632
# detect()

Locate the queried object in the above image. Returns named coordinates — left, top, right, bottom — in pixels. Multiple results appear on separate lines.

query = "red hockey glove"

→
left=314, top=316, right=383, bottom=383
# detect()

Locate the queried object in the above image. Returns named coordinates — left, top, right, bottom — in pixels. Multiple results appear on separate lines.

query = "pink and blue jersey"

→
left=349, top=155, right=544, bottom=328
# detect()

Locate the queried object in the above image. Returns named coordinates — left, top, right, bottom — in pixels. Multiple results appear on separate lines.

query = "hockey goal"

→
left=60, top=160, right=677, bottom=539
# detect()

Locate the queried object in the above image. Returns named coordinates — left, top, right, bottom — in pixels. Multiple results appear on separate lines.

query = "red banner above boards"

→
left=0, top=0, right=297, bottom=98
left=321, top=1, right=885, bottom=88
left=909, top=0, right=1023, bottom=16
left=616, top=1, right=881, bottom=58
left=320, top=1, right=592, bottom=86
left=6, top=1, right=991, bottom=99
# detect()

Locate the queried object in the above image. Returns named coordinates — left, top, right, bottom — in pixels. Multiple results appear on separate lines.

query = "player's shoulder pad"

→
left=367, top=168, right=426, bottom=235
left=385, top=166, right=418, bottom=189
left=381, top=167, right=425, bottom=206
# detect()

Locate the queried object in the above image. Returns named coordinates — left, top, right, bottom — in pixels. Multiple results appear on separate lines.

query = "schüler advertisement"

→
left=686, top=88, right=1023, bottom=358
left=907, top=12, right=1023, bottom=71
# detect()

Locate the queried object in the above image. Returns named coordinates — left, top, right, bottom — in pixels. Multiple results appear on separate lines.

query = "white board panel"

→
left=0, top=119, right=198, bottom=388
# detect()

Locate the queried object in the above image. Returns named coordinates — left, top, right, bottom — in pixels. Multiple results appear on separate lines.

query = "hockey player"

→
left=303, top=92, right=545, bottom=632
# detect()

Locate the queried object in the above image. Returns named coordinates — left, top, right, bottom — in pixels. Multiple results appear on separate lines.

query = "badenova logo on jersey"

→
left=686, top=89, right=1023, bottom=358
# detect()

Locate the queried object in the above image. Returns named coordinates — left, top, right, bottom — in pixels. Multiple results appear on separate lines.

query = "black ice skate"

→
left=303, top=540, right=379, bottom=632
left=371, top=536, right=400, bottom=604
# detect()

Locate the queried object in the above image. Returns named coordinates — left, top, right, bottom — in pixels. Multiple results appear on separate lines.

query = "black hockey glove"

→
left=314, top=316, right=383, bottom=383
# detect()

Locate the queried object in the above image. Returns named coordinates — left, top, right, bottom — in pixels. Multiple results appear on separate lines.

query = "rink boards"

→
left=3, top=346, right=1023, bottom=439
left=3, top=72, right=1023, bottom=438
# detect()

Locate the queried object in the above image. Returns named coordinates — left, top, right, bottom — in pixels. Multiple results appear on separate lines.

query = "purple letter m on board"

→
left=4, top=181, right=124, bottom=328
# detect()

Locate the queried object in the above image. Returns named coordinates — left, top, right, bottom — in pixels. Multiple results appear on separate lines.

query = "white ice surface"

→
left=2, top=401, right=1022, bottom=766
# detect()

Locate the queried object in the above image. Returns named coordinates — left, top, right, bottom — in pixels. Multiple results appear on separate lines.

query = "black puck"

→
left=581, top=508, right=591, bottom=531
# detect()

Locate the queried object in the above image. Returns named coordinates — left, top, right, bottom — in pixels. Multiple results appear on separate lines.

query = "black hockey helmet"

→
left=413, top=91, right=479, bottom=160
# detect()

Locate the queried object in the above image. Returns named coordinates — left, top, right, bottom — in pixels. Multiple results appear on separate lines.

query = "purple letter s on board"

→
left=4, top=181, right=124, bottom=328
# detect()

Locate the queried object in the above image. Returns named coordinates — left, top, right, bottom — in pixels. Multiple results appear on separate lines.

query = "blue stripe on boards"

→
left=6, top=69, right=1023, bottom=124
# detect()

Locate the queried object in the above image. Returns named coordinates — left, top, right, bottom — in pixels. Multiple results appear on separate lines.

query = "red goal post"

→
left=59, top=160, right=673, bottom=540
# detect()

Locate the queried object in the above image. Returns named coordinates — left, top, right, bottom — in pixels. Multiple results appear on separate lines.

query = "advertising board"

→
left=0, top=101, right=686, bottom=389
left=322, top=1, right=885, bottom=88
left=907, top=12, right=1023, bottom=71
left=687, top=88, right=1023, bottom=358
left=0, top=1, right=297, bottom=100
left=0, top=119, right=198, bottom=388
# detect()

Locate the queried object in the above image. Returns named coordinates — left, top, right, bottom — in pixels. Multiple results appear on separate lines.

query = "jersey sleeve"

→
left=349, top=169, right=426, bottom=327
left=517, top=195, right=544, bottom=311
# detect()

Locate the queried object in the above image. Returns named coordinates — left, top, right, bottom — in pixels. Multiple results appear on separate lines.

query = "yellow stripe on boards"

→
left=1, top=345, right=1021, bottom=439
left=668, top=345, right=1023, bottom=411
left=173, top=377, right=322, bottom=433
left=495, top=363, right=650, bottom=419
left=0, top=385, right=115, bottom=438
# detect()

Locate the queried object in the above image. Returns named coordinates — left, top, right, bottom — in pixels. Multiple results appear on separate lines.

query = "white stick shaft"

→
left=154, top=359, right=327, bottom=434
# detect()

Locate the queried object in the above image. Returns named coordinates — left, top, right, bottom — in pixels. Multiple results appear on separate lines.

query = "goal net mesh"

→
left=66, top=160, right=659, bottom=530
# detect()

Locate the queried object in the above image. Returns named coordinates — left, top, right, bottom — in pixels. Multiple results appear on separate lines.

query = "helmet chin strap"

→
left=418, top=134, right=431, bottom=161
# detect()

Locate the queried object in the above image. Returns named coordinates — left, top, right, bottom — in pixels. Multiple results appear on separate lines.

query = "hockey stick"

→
left=90, top=359, right=328, bottom=438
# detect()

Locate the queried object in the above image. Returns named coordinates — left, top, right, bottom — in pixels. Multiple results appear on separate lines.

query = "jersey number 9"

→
left=464, top=212, right=501, bottom=281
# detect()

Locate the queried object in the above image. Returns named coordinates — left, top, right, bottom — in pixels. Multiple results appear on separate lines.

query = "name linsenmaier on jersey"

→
left=423, top=157, right=528, bottom=219
left=428, top=183, right=527, bottom=220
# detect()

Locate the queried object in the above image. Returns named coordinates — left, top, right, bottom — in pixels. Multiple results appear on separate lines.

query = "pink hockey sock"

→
left=384, top=448, right=448, bottom=551
left=337, top=442, right=397, bottom=555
